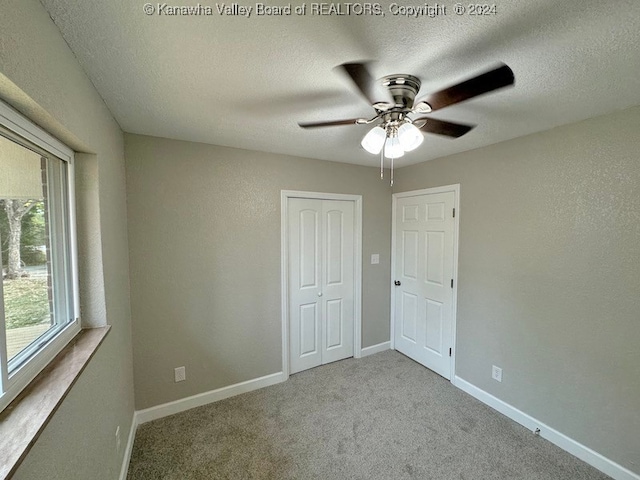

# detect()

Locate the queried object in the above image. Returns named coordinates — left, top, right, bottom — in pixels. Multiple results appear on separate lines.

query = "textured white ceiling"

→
left=40, top=0, right=640, bottom=167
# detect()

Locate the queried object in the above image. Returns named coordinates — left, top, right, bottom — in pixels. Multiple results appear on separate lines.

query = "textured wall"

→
left=393, top=107, right=640, bottom=474
left=125, top=134, right=392, bottom=410
left=0, top=0, right=134, bottom=478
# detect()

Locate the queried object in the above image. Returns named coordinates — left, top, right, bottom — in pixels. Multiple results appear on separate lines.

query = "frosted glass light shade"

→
left=384, top=135, right=404, bottom=158
left=397, top=122, right=424, bottom=152
left=361, top=126, right=386, bottom=154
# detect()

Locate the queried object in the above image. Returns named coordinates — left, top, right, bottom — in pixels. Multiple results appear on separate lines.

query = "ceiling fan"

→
left=298, top=62, right=515, bottom=184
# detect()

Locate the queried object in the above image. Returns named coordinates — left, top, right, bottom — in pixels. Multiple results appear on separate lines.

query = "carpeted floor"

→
left=127, top=350, right=610, bottom=479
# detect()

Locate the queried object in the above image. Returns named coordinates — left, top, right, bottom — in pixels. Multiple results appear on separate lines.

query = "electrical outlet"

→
left=371, top=254, right=380, bottom=264
left=492, top=365, right=503, bottom=382
left=174, top=366, right=186, bottom=382
left=115, top=426, right=121, bottom=452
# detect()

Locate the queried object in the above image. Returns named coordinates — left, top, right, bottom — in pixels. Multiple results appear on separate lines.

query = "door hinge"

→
left=453, top=208, right=455, bottom=218
left=450, top=278, right=453, bottom=288
left=449, top=348, right=452, bottom=357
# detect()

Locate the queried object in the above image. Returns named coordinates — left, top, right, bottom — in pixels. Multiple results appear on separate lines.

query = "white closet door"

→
left=321, top=200, right=354, bottom=365
left=289, top=198, right=354, bottom=374
left=289, top=198, right=323, bottom=373
left=394, top=191, right=455, bottom=379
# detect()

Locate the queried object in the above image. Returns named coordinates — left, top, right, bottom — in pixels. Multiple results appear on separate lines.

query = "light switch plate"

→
left=174, top=366, right=186, bottom=382
left=371, top=254, right=380, bottom=264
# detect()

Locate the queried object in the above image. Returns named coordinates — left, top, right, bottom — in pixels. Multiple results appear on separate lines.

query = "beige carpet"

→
left=127, top=350, right=610, bottom=479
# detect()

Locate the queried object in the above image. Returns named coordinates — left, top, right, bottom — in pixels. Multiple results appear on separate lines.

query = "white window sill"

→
left=0, top=326, right=110, bottom=479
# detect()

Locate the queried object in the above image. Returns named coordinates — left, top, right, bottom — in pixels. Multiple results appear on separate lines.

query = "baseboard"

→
left=453, top=376, right=640, bottom=480
left=360, top=341, right=391, bottom=357
left=135, top=371, right=287, bottom=425
left=119, top=412, right=138, bottom=480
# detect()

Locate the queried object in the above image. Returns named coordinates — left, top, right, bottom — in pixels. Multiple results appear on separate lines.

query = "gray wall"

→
left=1, top=0, right=135, bottom=478
left=393, top=106, right=640, bottom=473
left=3, top=1, right=635, bottom=475
left=125, top=134, right=392, bottom=410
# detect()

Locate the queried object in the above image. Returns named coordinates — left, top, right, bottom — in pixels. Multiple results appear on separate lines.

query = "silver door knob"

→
left=317, top=292, right=323, bottom=297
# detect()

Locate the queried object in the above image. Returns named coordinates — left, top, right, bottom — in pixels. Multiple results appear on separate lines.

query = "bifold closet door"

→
left=289, top=198, right=354, bottom=374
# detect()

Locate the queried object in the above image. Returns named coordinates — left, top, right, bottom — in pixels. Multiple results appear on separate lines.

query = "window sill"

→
left=0, top=326, right=110, bottom=479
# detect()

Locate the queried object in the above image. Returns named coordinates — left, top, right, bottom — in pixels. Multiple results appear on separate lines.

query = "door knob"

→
left=318, top=292, right=323, bottom=297
left=394, top=280, right=401, bottom=286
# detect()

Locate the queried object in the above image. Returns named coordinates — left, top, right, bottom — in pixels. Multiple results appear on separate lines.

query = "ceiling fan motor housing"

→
left=382, top=74, right=421, bottom=111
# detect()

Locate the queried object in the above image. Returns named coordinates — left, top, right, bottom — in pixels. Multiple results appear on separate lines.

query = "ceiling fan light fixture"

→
left=384, top=133, right=404, bottom=159
left=361, top=125, right=386, bottom=154
left=397, top=122, right=424, bottom=152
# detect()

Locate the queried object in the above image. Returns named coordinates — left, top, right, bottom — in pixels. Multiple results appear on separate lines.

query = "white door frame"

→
left=281, top=190, right=363, bottom=379
left=390, top=184, right=460, bottom=381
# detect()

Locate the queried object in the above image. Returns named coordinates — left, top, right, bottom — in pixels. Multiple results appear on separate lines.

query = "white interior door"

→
left=289, top=198, right=355, bottom=374
left=393, top=190, right=456, bottom=379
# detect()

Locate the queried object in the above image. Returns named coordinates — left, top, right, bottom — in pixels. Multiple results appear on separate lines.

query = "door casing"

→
left=281, top=190, right=363, bottom=379
left=390, top=185, right=460, bottom=381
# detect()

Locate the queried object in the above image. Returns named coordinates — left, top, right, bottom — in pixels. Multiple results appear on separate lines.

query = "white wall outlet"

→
left=492, top=365, right=503, bottom=382
left=371, top=253, right=380, bottom=264
left=115, top=425, right=121, bottom=452
left=174, top=366, right=186, bottom=382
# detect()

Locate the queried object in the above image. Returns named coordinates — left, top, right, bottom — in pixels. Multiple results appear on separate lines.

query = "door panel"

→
left=425, top=231, right=445, bottom=285
left=290, top=200, right=322, bottom=373
left=325, top=299, right=343, bottom=350
left=427, top=202, right=445, bottom=221
left=299, top=209, right=319, bottom=289
left=402, top=230, right=419, bottom=279
left=403, top=204, right=419, bottom=222
left=321, top=201, right=354, bottom=365
left=326, top=210, right=343, bottom=285
left=401, top=292, right=418, bottom=343
left=289, top=198, right=355, bottom=374
left=425, top=299, right=443, bottom=354
left=299, top=303, right=319, bottom=356
left=394, top=191, right=455, bottom=379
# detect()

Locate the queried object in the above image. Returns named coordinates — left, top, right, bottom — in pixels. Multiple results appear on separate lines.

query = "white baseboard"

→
left=119, top=413, right=138, bottom=480
left=453, top=376, right=640, bottom=480
left=360, top=341, right=391, bottom=357
left=135, top=371, right=287, bottom=425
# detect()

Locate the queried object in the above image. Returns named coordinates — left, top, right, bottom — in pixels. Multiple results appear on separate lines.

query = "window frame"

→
left=0, top=99, right=80, bottom=412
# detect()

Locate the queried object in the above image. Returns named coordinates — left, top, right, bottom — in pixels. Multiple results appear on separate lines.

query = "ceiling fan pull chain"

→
left=380, top=146, right=384, bottom=180
left=390, top=154, right=394, bottom=187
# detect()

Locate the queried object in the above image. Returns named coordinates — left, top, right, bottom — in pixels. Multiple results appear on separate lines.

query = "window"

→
left=0, top=100, right=79, bottom=411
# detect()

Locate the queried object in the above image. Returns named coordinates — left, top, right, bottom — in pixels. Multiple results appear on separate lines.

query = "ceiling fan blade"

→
left=298, top=118, right=363, bottom=128
left=338, top=62, right=394, bottom=108
left=421, top=63, right=514, bottom=112
left=414, top=117, right=475, bottom=138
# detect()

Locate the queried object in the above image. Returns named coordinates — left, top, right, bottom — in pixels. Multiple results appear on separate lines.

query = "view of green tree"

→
left=0, top=199, right=46, bottom=276
left=1, top=198, right=50, bottom=329
left=20, top=201, right=46, bottom=247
